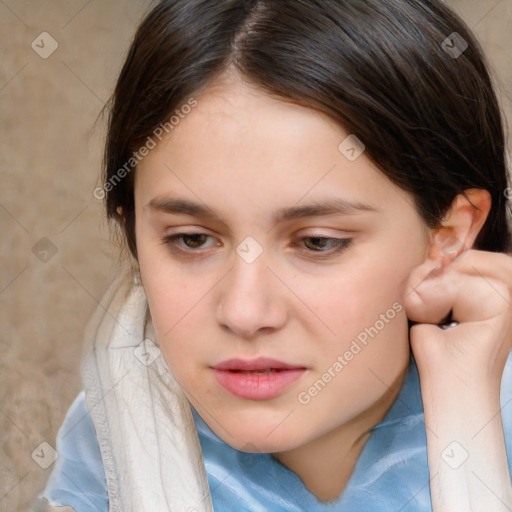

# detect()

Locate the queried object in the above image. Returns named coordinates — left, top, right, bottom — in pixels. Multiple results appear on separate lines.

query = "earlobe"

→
left=427, top=189, right=491, bottom=265
left=116, top=206, right=126, bottom=226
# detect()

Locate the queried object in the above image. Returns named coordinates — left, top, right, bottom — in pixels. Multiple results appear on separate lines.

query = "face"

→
left=134, top=73, right=431, bottom=453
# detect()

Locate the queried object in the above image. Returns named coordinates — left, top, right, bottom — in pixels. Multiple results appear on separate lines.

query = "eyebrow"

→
left=146, top=196, right=379, bottom=225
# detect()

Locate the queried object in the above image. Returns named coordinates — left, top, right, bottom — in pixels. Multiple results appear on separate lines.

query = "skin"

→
left=131, top=70, right=512, bottom=507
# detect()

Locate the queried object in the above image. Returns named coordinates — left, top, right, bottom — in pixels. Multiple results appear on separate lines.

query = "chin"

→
left=227, top=434, right=300, bottom=454
left=211, top=414, right=309, bottom=454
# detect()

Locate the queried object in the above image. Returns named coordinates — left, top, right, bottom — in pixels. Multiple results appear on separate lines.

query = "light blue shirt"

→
left=37, top=353, right=512, bottom=511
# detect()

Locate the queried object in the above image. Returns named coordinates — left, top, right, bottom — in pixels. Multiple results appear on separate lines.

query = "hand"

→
left=405, top=245, right=512, bottom=390
left=405, top=244, right=512, bottom=512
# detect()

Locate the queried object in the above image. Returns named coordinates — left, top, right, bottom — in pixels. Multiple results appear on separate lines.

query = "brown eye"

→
left=163, top=232, right=219, bottom=253
left=162, top=232, right=352, bottom=259
left=300, top=236, right=351, bottom=253
left=179, top=233, right=208, bottom=249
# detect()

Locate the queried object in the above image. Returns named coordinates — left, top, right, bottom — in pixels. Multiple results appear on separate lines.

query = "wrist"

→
left=417, top=367, right=512, bottom=511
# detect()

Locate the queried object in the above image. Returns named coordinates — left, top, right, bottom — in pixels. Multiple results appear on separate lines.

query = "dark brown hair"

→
left=101, top=0, right=511, bottom=259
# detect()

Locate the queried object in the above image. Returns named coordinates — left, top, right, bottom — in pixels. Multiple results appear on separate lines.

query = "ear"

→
left=427, top=188, right=491, bottom=264
left=116, top=206, right=126, bottom=227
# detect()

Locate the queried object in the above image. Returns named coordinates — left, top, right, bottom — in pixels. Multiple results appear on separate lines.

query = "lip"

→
left=212, top=357, right=307, bottom=400
left=213, top=357, right=305, bottom=371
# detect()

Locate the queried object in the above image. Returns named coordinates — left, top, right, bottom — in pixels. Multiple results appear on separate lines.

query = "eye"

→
left=295, top=235, right=352, bottom=254
left=163, top=232, right=219, bottom=252
left=162, top=232, right=352, bottom=257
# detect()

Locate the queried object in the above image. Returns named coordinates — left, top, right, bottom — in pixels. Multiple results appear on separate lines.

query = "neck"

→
left=272, top=366, right=408, bottom=502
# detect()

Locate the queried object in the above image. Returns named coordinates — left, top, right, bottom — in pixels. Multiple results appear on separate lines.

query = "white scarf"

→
left=80, top=268, right=214, bottom=512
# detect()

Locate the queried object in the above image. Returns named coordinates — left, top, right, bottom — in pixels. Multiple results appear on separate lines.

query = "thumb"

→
left=404, top=257, right=455, bottom=325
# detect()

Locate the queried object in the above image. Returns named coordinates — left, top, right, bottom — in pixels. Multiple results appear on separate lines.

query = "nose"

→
left=216, top=249, right=287, bottom=339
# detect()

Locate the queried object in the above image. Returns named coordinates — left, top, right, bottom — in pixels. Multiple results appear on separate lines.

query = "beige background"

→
left=0, top=1, right=511, bottom=510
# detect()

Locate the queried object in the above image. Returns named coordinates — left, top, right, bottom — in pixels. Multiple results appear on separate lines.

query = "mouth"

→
left=225, top=369, right=285, bottom=374
left=213, top=357, right=306, bottom=372
left=212, top=357, right=307, bottom=400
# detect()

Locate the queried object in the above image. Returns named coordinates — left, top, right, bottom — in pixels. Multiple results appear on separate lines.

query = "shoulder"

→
left=31, top=391, right=109, bottom=512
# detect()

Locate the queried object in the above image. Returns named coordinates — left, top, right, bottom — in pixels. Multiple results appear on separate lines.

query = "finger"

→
left=451, top=249, right=512, bottom=291
left=405, top=256, right=452, bottom=324
left=450, top=249, right=512, bottom=316
left=405, top=261, right=509, bottom=325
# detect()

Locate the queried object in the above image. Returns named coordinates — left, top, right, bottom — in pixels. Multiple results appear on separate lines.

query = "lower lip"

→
left=213, top=368, right=306, bottom=400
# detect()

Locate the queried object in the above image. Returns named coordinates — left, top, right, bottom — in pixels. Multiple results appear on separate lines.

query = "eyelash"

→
left=161, top=232, right=352, bottom=258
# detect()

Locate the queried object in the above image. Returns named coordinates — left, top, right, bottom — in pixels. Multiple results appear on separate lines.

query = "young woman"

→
left=34, top=0, right=512, bottom=510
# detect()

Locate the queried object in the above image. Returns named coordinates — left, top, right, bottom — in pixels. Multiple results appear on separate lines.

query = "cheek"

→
left=306, top=241, right=419, bottom=383
left=136, top=247, right=189, bottom=362
left=143, top=277, right=203, bottom=360
left=138, top=255, right=223, bottom=384
left=316, top=257, right=411, bottom=341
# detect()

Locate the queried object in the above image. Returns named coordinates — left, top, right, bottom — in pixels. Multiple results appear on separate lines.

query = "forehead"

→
left=134, top=74, right=416, bottom=226
left=181, top=74, right=345, bottom=161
